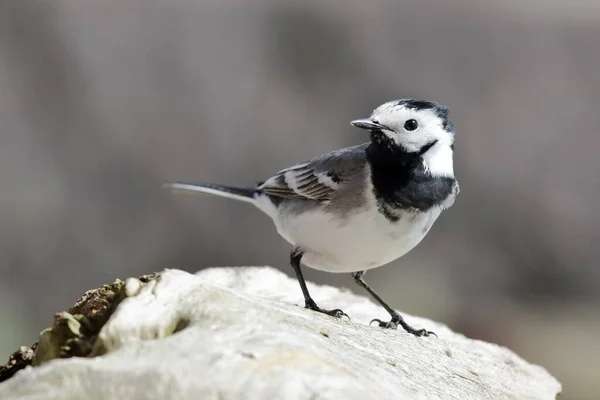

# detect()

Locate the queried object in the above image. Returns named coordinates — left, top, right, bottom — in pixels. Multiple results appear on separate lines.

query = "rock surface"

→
left=0, top=267, right=561, bottom=400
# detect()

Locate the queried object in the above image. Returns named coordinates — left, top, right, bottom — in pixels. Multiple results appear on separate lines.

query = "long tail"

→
left=163, top=182, right=257, bottom=204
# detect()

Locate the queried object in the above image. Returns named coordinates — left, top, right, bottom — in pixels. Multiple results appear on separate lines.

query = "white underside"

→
left=274, top=205, right=441, bottom=273
left=249, top=180, right=443, bottom=273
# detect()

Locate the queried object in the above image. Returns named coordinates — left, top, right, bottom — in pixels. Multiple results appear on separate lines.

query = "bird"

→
left=164, top=99, right=459, bottom=337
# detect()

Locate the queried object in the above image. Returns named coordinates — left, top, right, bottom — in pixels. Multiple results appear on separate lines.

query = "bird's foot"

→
left=370, top=312, right=436, bottom=337
left=305, top=298, right=350, bottom=320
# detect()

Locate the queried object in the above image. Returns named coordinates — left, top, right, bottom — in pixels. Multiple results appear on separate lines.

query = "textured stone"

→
left=0, top=267, right=561, bottom=400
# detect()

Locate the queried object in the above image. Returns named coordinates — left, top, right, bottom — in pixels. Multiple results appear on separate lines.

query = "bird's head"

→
left=352, top=99, right=455, bottom=177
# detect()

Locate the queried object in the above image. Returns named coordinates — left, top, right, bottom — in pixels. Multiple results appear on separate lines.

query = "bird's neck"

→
left=365, top=142, right=423, bottom=202
left=366, top=140, right=454, bottom=178
left=366, top=141, right=457, bottom=217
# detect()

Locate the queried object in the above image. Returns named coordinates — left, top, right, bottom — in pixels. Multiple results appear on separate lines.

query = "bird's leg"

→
left=352, top=271, right=435, bottom=337
left=290, top=248, right=349, bottom=320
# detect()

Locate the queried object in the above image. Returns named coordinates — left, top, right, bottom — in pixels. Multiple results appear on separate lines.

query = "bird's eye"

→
left=403, top=119, right=418, bottom=131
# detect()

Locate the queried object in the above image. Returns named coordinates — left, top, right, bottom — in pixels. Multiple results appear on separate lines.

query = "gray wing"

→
left=258, top=143, right=368, bottom=204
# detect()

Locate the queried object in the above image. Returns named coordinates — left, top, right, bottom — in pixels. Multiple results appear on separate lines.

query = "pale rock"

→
left=0, top=267, right=561, bottom=400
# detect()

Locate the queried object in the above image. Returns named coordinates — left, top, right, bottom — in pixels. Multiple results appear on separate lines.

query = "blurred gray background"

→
left=1, top=0, right=599, bottom=398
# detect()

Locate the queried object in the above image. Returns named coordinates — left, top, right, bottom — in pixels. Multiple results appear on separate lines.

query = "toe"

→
left=330, top=309, right=350, bottom=320
left=410, top=328, right=437, bottom=338
left=386, top=321, right=399, bottom=330
left=370, top=318, right=399, bottom=330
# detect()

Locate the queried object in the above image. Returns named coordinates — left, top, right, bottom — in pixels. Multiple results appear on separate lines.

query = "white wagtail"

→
left=165, top=99, right=459, bottom=337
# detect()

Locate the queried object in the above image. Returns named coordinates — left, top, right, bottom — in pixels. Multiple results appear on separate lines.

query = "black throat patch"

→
left=366, top=141, right=456, bottom=222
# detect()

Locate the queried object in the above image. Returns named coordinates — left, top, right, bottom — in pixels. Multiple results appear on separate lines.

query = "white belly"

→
left=274, top=206, right=442, bottom=273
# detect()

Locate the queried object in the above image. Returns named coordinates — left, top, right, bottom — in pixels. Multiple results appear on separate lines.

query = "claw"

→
left=370, top=314, right=437, bottom=338
left=331, top=309, right=351, bottom=321
left=370, top=318, right=397, bottom=329
left=408, top=328, right=438, bottom=338
left=304, top=300, right=350, bottom=321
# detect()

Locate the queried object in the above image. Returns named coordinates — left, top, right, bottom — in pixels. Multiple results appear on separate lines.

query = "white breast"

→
left=279, top=207, right=441, bottom=273
left=265, top=172, right=443, bottom=273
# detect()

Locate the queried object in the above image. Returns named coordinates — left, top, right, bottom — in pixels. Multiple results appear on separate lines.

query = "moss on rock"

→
left=0, top=272, right=160, bottom=382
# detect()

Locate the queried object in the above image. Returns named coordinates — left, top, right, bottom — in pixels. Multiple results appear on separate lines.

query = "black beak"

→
left=350, top=118, right=386, bottom=131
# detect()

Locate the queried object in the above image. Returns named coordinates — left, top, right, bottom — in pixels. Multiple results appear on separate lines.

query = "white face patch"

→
left=421, top=140, right=454, bottom=177
left=370, top=101, right=455, bottom=177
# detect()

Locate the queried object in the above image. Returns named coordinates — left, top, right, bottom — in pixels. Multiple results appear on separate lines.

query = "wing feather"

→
left=257, top=144, right=368, bottom=203
left=259, top=168, right=336, bottom=202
